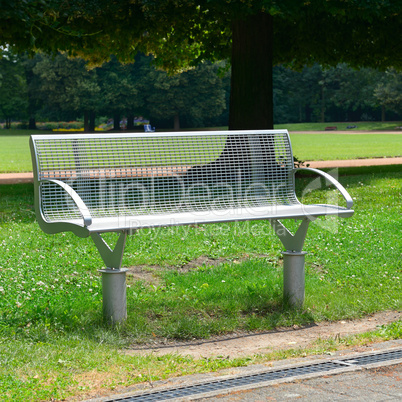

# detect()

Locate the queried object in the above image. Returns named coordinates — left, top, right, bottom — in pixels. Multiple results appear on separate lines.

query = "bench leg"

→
left=270, top=219, right=312, bottom=307
left=282, top=251, right=307, bottom=307
left=99, top=268, right=128, bottom=324
left=91, top=231, right=128, bottom=324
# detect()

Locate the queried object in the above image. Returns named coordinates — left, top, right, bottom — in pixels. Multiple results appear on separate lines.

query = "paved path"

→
left=201, top=364, right=402, bottom=401
left=1, top=157, right=401, bottom=185
left=306, top=157, right=402, bottom=169
left=87, top=340, right=402, bottom=401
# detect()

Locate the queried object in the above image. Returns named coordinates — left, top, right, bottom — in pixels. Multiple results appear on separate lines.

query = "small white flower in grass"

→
left=16, top=301, right=22, bottom=308
left=221, top=280, right=225, bottom=283
left=0, top=287, right=4, bottom=293
left=88, top=288, right=93, bottom=292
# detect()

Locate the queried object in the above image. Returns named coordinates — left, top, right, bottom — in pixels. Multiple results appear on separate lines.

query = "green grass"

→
left=0, top=166, right=401, bottom=399
left=0, top=135, right=32, bottom=173
left=290, top=134, right=402, bottom=161
left=1, top=125, right=402, bottom=172
left=276, top=121, right=402, bottom=131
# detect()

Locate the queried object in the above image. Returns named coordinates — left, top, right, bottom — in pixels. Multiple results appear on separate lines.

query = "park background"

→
left=0, top=2, right=402, bottom=401
left=2, top=50, right=402, bottom=132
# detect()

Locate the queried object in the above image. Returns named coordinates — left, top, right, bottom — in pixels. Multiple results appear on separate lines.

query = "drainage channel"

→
left=106, top=349, right=402, bottom=401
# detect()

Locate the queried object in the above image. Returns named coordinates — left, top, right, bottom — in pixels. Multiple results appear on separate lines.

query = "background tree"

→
left=32, top=53, right=101, bottom=130
left=2, top=1, right=401, bottom=130
left=97, top=57, right=142, bottom=131
left=327, top=65, right=381, bottom=122
left=0, top=50, right=28, bottom=128
left=374, top=69, right=402, bottom=119
left=145, top=61, right=227, bottom=130
left=21, top=53, right=44, bottom=129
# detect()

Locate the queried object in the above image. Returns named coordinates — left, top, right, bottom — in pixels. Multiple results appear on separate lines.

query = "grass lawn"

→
left=290, top=133, right=402, bottom=161
left=0, top=125, right=402, bottom=172
left=276, top=121, right=402, bottom=131
left=0, top=165, right=401, bottom=400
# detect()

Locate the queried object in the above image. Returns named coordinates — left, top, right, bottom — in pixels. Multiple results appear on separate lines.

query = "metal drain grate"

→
left=107, top=349, right=402, bottom=401
left=343, top=349, right=402, bottom=366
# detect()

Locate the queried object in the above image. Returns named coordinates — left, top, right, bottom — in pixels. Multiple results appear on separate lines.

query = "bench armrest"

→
left=294, top=167, right=354, bottom=209
left=43, top=179, right=93, bottom=227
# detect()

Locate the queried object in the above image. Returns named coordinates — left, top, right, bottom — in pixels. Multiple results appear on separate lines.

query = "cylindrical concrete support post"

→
left=99, top=268, right=128, bottom=324
left=282, top=251, right=307, bottom=307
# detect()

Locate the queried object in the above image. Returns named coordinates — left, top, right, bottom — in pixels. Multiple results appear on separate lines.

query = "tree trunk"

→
left=28, top=117, right=37, bottom=130
left=174, top=113, right=180, bottom=130
left=84, top=111, right=90, bottom=132
left=89, top=111, right=96, bottom=132
left=381, top=105, right=386, bottom=122
left=320, top=86, right=326, bottom=123
left=184, top=13, right=276, bottom=185
left=113, top=113, right=120, bottom=131
left=229, top=12, right=274, bottom=130
left=305, top=105, right=312, bottom=122
left=127, top=113, right=135, bottom=130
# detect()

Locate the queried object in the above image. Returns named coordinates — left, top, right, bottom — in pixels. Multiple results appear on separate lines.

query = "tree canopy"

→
left=2, top=0, right=401, bottom=129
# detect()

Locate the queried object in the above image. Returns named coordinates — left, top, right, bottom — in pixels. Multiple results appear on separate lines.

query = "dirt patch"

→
left=127, top=310, right=401, bottom=359
left=126, top=265, right=163, bottom=285
left=126, top=254, right=273, bottom=279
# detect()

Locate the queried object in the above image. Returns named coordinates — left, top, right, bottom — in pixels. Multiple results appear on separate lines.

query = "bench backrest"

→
left=30, top=130, right=297, bottom=226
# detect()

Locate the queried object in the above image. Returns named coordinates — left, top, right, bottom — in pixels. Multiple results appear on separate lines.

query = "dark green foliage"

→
left=1, top=1, right=401, bottom=129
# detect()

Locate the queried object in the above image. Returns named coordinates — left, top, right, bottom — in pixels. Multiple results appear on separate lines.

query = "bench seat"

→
left=44, top=203, right=353, bottom=236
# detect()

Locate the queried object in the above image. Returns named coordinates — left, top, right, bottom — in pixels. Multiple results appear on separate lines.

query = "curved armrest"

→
left=43, top=179, right=93, bottom=227
left=294, top=167, right=353, bottom=209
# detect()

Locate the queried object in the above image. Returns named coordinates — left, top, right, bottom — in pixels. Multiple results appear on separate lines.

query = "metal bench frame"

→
left=30, top=130, right=354, bottom=323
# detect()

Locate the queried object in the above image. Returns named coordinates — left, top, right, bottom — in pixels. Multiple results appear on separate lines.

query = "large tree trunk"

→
left=229, top=12, right=274, bottom=130
left=184, top=13, right=276, bottom=185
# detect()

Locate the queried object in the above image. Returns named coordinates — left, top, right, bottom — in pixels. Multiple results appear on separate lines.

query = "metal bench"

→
left=30, top=130, right=354, bottom=323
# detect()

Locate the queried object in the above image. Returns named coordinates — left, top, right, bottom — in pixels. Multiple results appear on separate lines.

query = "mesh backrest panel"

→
left=33, top=131, right=297, bottom=222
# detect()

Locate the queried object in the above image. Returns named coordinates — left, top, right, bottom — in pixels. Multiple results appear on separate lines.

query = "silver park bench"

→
left=30, top=130, right=354, bottom=324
